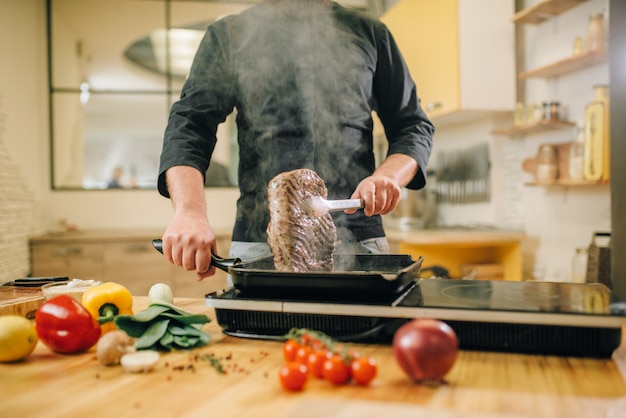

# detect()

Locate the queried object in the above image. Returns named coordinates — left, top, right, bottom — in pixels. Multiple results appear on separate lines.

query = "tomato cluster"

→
left=278, top=329, right=377, bottom=391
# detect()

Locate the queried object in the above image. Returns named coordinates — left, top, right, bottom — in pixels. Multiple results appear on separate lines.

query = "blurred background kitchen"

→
left=1, top=0, right=624, bottom=298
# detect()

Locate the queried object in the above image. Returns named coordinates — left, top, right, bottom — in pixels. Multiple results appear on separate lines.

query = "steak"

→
left=266, top=169, right=337, bottom=272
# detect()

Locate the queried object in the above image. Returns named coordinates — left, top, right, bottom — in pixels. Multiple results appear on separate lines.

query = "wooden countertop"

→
left=2, top=297, right=625, bottom=418
left=385, top=228, right=525, bottom=246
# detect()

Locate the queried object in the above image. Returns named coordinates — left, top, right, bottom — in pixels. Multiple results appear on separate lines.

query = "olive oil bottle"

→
left=583, top=85, right=610, bottom=181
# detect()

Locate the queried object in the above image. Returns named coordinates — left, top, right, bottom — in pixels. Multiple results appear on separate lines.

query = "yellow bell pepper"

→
left=82, top=282, right=133, bottom=334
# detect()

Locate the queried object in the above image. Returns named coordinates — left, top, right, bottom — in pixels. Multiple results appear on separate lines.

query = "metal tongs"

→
left=300, top=196, right=364, bottom=217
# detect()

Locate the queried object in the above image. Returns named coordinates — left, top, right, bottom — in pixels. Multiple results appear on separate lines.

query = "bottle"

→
left=583, top=85, right=610, bottom=181
left=572, top=248, right=588, bottom=283
left=573, top=36, right=584, bottom=56
left=586, top=12, right=606, bottom=53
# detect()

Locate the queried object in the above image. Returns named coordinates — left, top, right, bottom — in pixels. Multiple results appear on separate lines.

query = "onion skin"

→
left=392, top=319, right=459, bottom=383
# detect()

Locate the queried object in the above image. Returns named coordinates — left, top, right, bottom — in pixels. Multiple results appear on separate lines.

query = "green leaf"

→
left=135, top=319, right=170, bottom=350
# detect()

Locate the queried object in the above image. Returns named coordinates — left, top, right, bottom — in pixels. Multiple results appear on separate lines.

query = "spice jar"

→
left=586, top=12, right=606, bottom=53
left=542, top=101, right=560, bottom=121
left=536, top=144, right=558, bottom=183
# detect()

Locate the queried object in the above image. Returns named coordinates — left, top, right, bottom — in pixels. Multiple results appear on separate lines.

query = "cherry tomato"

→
left=283, top=339, right=301, bottom=362
left=279, top=362, right=308, bottom=391
left=351, top=356, right=377, bottom=385
left=307, top=350, right=330, bottom=379
left=300, top=334, right=316, bottom=346
left=322, top=354, right=351, bottom=385
left=295, top=345, right=312, bottom=365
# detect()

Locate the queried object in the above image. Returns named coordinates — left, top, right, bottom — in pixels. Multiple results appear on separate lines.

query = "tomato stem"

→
left=283, top=328, right=352, bottom=363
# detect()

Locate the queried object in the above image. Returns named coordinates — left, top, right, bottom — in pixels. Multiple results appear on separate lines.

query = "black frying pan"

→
left=152, top=239, right=423, bottom=297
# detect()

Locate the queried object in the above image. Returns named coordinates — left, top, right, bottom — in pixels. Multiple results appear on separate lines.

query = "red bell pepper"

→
left=35, top=294, right=102, bottom=354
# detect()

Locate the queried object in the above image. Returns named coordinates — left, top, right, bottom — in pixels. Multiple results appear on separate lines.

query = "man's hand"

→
left=349, top=174, right=402, bottom=216
left=348, top=154, right=418, bottom=217
left=162, top=213, right=217, bottom=280
left=162, top=166, right=217, bottom=280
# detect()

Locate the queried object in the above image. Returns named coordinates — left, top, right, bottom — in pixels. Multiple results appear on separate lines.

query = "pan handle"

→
left=151, top=239, right=240, bottom=273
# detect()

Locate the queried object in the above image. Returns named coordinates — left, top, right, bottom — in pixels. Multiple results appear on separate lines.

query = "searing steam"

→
left=206, top=0, right=373, bottom=241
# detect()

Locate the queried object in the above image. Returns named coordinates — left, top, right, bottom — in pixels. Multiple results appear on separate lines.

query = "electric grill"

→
left=152, top=240, right=625, bottom=358
left=206, top=277, right=626, bottom=358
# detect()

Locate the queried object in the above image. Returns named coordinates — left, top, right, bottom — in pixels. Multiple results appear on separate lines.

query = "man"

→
left=158, top=0, right=434, bottom=280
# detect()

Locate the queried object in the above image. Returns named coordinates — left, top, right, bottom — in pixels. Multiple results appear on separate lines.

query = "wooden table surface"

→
left=2, top=297, right=626, bottom=418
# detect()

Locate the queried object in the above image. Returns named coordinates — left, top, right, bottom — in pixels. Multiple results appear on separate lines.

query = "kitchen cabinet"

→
left=30, top=229, right=231, bottom=297
left=386, top=229, right=524, bottom=281
left=380, top=0, right=515, bottom=127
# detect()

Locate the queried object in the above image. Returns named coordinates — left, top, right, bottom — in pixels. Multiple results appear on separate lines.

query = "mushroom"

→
left=96, top=330, right=135, bottom=366
left=120, top=351, right=160, bottom=373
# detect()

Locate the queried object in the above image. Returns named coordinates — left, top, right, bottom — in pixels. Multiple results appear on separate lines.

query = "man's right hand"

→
left=162, top=214, right=217, bottom=280
left=162, top=166, right=217, bottom=280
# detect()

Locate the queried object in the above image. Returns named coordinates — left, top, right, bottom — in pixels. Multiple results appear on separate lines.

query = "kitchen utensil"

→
left=300, top=196, right=363, bottom=217
left=586, top=231, right=611, bottom=289
left=2, top=276, right=69, bottom=287
left=152, top=239, right=423, bottom=298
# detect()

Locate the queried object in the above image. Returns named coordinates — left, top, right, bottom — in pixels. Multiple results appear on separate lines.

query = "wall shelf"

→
left=518, top=50, right=607, bottom=79
left=491, top=120, right=576, bottom=137
left=512, top=0, right=589, bottom=25
left=525, top=179, right=609, bottom=187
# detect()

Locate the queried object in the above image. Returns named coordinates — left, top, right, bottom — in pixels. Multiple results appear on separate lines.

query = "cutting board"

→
left=0, top=287, right=44, bottom=319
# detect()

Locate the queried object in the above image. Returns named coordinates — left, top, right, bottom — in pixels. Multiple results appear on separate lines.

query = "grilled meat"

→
left=266, top=169, right=337, bottom=272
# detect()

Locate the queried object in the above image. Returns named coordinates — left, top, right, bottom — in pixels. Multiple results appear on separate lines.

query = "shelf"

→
left=512, top=0, right=589, bottom=25
left=491, top=120, right=576, bottom=137
left=518, top=50, right=607, bottom=79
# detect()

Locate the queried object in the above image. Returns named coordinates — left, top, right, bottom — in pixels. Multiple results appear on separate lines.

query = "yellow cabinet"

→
left=386, top=229, right=524, bottom=281
left=381, top=0, right=515, bottom=126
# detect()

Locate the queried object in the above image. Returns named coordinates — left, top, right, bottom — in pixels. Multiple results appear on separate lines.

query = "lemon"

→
left=0, top=315, right=39, bottom=362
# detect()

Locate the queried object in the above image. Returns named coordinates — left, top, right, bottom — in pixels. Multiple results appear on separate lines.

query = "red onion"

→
left=392, top=318, right=459, bottom=383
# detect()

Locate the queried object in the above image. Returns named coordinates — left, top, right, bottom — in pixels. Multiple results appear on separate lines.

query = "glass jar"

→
left=569, top=128, right=584, bottom=180
left=572, top=247, right=588, bottom=283
left=542, top=101, right=561, bottom=120
left=586, top=12, right=606, bottom=53
left=536, top=144, right=558, bottom=183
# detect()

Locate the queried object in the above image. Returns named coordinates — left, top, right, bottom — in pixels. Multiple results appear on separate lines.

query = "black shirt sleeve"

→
left=372, top=23, right=434, bottom=190
left=157, top=21, right=237, bottom=198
